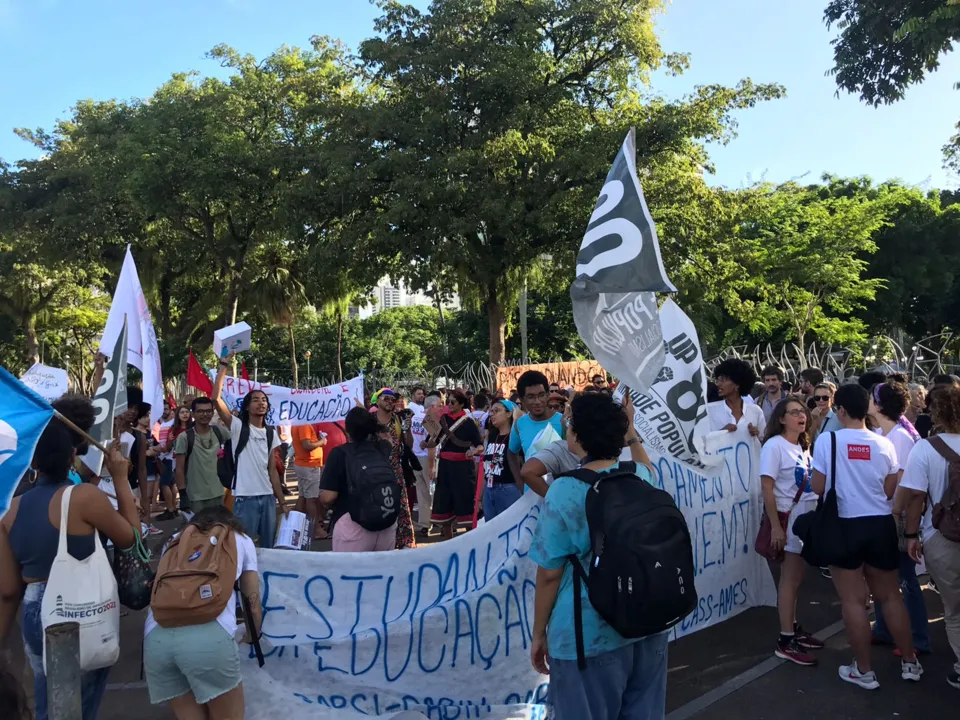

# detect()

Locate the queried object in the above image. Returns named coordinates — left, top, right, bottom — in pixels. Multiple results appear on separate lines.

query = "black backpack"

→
left=343, top=442, right=399, bottom=532
left=183, top=426, right=227, bottom=481
left=566, top=462, right=697, bottom=668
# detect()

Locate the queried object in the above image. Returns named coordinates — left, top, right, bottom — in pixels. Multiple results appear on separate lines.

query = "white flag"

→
left=99, top=246, right=164, bottom=425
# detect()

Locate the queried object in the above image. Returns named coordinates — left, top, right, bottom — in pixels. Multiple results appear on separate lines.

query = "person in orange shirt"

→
left=291, top=424, right=326, bottom=539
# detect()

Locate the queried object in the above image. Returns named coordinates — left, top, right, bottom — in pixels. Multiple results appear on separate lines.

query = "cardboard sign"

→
left=496, top=360, right=605, bottom=393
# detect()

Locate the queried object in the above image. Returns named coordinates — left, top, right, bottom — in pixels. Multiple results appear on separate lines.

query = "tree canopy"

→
left=0, top=1, right=956, bottom=383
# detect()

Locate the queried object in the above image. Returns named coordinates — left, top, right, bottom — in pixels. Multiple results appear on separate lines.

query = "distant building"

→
left=353, top=277, right=461, bottom=319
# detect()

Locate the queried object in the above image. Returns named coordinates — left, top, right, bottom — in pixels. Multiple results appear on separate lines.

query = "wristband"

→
left=626, top=437, right=643, bottom=446
left=219, top=360, right=230, bottom=368
left=903, top=532, right=919, bottom=540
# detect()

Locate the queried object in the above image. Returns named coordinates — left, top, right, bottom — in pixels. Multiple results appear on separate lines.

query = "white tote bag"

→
left=41, top=485, right=120, bottom=672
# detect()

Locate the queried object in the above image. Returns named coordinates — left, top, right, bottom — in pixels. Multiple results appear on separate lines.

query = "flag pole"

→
left=52, top=409, right=111, bottom=456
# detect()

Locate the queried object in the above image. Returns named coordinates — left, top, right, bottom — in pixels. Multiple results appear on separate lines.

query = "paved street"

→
left=8, top=494, right=956, bottom=719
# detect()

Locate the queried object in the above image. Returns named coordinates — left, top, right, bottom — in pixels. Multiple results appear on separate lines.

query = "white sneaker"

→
left=839, top=661, right=880, bottom=690
left=901, top=659, right=924, bottom=682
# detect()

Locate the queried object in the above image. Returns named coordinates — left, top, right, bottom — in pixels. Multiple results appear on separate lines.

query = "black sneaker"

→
left=820, top=567, right=832, bottom=579
left=948, top=672, right=960, bottom=690
left=156, top=510, right=178, bottom=521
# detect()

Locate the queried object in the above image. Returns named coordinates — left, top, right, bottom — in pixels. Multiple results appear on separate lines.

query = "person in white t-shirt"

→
left=867, top=377, right=930, bottom=655
left=759, top=396, right=824, bottom=667
left=409, top=392, right=437, bottom=535
left=213, top=353, right=288, bottom=548
left=143, top=506, right=260, bottom=718
left=900, top=385, right=960, bottom=690
left=810, top=383, right=922, bottom=690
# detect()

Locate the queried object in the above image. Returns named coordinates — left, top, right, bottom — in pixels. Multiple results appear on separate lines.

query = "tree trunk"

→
left=519, top=278, right=529, bottom=364
left=336, top=309, right=344, bottom=382
left=434, top=295, right=448, bottom=364
left=159, top=272, right=172, bottom=339
left=487, top=284, right=506, bottom=365
left=23, top=313, right=39, bottom=367
left=288, top=323, right=299, bottom=388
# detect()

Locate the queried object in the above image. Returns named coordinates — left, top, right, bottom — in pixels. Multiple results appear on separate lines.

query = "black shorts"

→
left=833, top=515, right=899, bottom=571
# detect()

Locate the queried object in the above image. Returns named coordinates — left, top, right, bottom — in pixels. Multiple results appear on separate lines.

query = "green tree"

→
left=701, top=179, right=891, bottom=354
left=349, top=0, right=783, bottom=363
left=824, top=0, right=960, bottom=168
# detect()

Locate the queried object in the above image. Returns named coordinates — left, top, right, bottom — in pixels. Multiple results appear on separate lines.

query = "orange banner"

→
left=496, top=360, right=606, bottom=392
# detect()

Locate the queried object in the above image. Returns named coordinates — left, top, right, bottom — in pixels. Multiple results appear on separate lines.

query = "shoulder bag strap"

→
left=232, top=421, right=251, bottom=489
left=568, top=554, right=589, bottom=670
left=830, top=432, right=837, bottom=494
left=211, top=426, right=226, bottom=444
left=57, top=485, right=74, bottom=556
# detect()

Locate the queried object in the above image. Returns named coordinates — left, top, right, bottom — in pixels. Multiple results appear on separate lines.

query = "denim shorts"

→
left=22, top=582, right=111, bottom=720
left=232, top=494, right=277, bottom=549
left=144, top=621, right=241, bottom=705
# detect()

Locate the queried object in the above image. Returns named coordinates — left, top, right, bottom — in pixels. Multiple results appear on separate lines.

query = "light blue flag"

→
left=0, top=366, right=55, bottom=514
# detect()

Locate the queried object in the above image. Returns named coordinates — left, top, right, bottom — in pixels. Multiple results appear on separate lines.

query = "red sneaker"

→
left=776, top=638, right=818, bottom=666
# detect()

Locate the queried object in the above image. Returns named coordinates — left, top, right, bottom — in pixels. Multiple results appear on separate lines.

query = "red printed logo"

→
left=848, top=444, right=872, bottom=461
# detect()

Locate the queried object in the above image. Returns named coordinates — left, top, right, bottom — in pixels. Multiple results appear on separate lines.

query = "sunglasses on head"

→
left=814, top=395, right=831, bottom=402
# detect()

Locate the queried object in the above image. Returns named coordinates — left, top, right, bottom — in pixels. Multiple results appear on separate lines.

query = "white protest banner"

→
left=638, top=423, right=777, bottom=639
left=614, top=298, right=710, bottom=467
left=242, top=494, right=549, bottom=719
left=19, top=363, right=68, bottom=402
left=99, top=246, right=165, bottom=425
left=214, top=373, right=364, bottom=427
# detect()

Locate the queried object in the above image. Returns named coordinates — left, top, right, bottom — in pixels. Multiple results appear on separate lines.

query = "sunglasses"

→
left=814, top=395, right=831, bottom=402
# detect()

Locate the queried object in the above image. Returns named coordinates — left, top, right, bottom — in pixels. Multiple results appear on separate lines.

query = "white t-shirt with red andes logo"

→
left=812, top=427, right=899, bottom=518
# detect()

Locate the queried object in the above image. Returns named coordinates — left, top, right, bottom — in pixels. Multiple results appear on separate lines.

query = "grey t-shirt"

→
left=174, top=428, right=224, bottom=502
left=533, top=440, right=580, bottom=480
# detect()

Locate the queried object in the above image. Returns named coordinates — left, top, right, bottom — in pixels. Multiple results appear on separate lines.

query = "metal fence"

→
left=166, top=334, right=958, bottom=400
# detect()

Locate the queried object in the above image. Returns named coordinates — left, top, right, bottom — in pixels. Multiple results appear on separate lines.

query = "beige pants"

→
left=924, top=531, right=960, bottom=673
left=412, top=466, right=432, bottom=530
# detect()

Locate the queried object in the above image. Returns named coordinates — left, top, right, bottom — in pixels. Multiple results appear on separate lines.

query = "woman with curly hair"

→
left=900, top=385, right=960, bottom=690
left=695, top=358, right=764, bottom=464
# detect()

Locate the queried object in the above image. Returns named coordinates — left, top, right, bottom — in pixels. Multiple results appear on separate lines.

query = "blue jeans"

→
left=21, top=583, right=110, bottom=720
left=482, top=483, right=522, bottom=521
left=232, top=494, right=277, bottom=549
left=872, top=551, right=931, bottom=652
left=549, top=633, right=668, bottom=720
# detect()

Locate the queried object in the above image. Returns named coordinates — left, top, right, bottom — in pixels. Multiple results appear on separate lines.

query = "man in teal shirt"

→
left=507, top=370, right=563, bottom=495
left=529, top=393, right=668, bottom=720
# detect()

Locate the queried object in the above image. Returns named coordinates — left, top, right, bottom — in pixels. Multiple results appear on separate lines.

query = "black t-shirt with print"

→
left=483, top=433, right=515, bottom=486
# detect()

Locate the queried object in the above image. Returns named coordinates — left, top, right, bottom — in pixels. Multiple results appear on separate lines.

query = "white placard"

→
left=20, top=363, right=68, bottom=402
left=213, top=321, right=253, bottom=358
left=275, top=510, right=310, bottom=550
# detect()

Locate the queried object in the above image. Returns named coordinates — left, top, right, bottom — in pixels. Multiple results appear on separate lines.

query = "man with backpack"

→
left=901, top=384, right=960, bottom=691
left=173, top=397, right=227, bottom=514
left=529, top=393, right=695, bottom=720
left=213, top=353, right=288, bottom=548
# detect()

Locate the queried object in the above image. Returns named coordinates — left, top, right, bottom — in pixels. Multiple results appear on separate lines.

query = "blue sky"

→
left=1, top=0, right=957, bottom=189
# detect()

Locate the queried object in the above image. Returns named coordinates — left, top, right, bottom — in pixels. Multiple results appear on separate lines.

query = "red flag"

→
left=167, top=392, right=177, bottom=408
left=241, top=362, right=250, bottom=382
left=187, top=348, right=213, bottom=395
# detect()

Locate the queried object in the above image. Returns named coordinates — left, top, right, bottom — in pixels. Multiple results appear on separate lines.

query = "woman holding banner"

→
left=759, top=397, right=825, bottom=666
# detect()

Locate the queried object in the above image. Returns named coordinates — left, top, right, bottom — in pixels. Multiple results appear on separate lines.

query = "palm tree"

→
left=249, top=251, right=308, bottom=387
